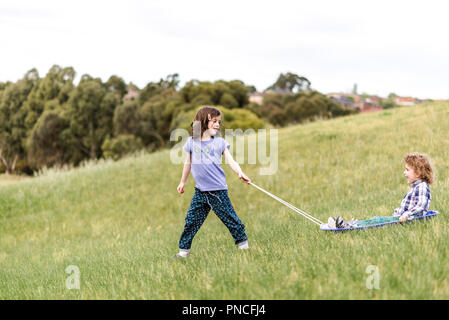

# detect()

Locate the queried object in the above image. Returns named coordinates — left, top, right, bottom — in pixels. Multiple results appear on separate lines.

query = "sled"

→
left=320, top=211, right=440, bottom=233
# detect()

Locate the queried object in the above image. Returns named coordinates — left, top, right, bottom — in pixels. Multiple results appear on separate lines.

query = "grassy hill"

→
left=1, top=101, right=448, bottom=299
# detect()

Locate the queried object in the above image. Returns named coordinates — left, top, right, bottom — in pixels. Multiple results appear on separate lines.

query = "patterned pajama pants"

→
left=179, top=188, right=247, bottom=250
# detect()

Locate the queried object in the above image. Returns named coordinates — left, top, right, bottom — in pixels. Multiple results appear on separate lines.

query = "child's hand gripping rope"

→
left=239, top=172, right=251, bottom=184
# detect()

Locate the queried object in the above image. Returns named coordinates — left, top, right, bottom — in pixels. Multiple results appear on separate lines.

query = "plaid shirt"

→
left=393, top=180, right=431, bottom=220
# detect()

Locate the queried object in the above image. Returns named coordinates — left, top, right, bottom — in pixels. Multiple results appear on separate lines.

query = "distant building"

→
left=394, top=96, right=418, bottom=106
left=248, top=91, right=264, bottom=105
left=329, top=95, right=356, bottom=108
left=123, top=89, right=139, bottom=102
left=358, top=96, right=382, bottom=113
left=265, top=88, right=292, bottom=95
left=360, top=102, right=382, bottom=113
left=327, top=91, right=432, bottom=111
left=368, top=95, right=383, bottom=103
left=327, top=93, right=358, bottom=108
left=326, top=92, right=382, bottom=113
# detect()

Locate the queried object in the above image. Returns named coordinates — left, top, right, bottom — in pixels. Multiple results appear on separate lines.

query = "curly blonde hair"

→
left=404, top=152, right=434, bottom=184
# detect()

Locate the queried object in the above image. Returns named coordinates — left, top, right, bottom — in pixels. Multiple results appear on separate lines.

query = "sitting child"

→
left=328, top=152, right=434, bottom=229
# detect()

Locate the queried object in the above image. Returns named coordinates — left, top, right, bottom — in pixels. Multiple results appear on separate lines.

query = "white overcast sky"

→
left=1, top=0, right=449, bottom=99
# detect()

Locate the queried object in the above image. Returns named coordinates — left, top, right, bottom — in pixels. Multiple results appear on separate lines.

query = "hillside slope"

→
left=1, top=102, right=448, bottom=299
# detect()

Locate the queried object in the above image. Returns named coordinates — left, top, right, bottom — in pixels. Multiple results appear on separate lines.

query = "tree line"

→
left=0, top=67, right=354, bottom=175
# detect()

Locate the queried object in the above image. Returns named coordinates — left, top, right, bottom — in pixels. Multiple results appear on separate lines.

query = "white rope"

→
left=249, top=182, right=322, bottom=225
left=249, top=182, right=323, bottom=226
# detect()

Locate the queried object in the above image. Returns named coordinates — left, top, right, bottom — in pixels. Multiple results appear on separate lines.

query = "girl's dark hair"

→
left=191, top=106, right=222, bottom=138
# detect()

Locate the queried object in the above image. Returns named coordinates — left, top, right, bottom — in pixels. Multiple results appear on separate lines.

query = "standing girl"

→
left=175, top=106, right=251, bottom=258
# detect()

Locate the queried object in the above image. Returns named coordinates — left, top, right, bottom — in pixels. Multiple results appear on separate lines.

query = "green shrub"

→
left=220, top=107, right=265, bottom=131
left=102, top=134, right=144, bottom=160
left=261, top=91, right=355, bottom=125
left=381, top=98, right=398, bottom=109
left=219, top=93, right=239, bottom=108
left=14, top=159, right=34, bottom=175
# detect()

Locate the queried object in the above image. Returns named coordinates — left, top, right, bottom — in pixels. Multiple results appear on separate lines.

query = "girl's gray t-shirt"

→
left=183, top=136, right=230, bottom=191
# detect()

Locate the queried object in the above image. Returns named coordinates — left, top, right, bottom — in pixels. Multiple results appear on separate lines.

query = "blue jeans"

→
left=355, top=216, right=399, bottom=227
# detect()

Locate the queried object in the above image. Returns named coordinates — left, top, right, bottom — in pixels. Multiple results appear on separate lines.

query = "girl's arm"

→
left=399, top=183, right=430, bottom=222
left=177, top=153, right=192, bottom=194
left=223, top=148, right=251, bottom=184
left=392, top=203, right=405, bottom=217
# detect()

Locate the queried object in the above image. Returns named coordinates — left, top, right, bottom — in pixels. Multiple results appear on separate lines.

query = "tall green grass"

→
left=0, top=102, right=448, bottom=299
